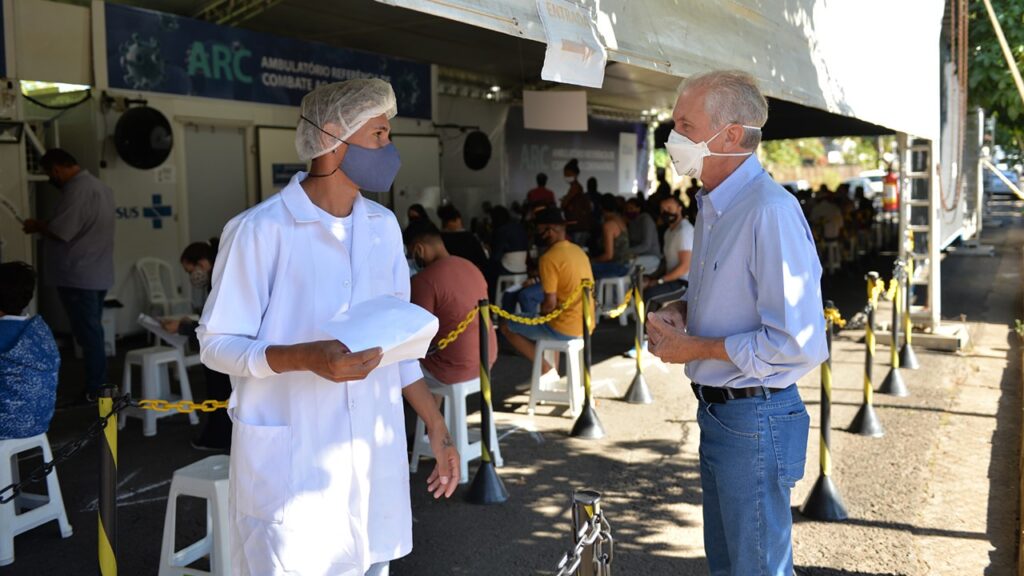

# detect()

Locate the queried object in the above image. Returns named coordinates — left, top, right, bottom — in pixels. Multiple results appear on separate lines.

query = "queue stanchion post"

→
left=624, top=265, right=652, bottom=405
left=571, top=284, right=606, bottom=439
left=98, top=386, right=118, bottom=576
left=802, top=302, right=848, bottom=521
left=850, top=272, right=885, bottom=437
left=899, top=256, right=920, bottom=369
left=879, top=261, right=909, bottom=397
left=466, top=299, right=509, bottom=505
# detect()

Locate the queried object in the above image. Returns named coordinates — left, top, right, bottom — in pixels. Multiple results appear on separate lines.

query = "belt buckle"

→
left=694, top=383, right=728, bottom=404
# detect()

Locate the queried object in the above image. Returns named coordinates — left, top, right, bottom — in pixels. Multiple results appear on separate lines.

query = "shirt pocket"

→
left=231, top=418, right=292, bottom=523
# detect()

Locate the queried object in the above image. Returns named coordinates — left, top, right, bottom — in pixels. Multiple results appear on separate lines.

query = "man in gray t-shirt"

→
left=23, top=149, right=114, bottom=401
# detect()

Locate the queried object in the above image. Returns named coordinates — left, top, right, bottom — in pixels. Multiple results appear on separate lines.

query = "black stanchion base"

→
left=465, top=461, right=509, bottom=505
left=624, top=373, right=653, bottom=405
left=899, top=344, right=920, bottom=370
left=801, top=475, right=848, bottom=521
left=570, top=402, right=606, bottom=439
left=848, top=402, right=885, bottom=437
left=879, top=367, right=909, bottom=397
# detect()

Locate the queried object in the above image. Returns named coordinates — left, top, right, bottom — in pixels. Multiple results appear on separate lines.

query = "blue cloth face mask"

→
left=300, top=115, right=402, bottom=193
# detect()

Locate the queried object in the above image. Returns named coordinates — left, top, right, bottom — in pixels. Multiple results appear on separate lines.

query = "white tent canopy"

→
left=378, top=0, right=945, bottom=140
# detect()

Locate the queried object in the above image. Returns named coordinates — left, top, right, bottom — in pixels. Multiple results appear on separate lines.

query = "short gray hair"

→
left=678, top=70, right=767, bottom=149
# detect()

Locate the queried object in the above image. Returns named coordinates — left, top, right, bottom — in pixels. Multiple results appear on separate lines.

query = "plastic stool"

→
left=496, top=274, right=528, bottom=311
left=0, top=433, right=73, bottom=566
left=409, top=375, right=504, bottom=484
left=159, top=455, right=230, bottom=576
left=528, top=338, right=585, bottom=417
left=824, top=240, right=842, bottom=275
left=119, top=346, right=198, bottom=437
left=597, top=275, right=632, bottom=326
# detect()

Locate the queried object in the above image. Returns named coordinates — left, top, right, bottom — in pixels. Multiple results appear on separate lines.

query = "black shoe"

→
left=190, top=440, right=228, bottom=452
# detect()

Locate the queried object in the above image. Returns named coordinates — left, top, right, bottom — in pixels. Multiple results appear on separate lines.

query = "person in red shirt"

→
left=405, top=220, right=497, bottom=385
left=526, top=172, right=556, bottom=210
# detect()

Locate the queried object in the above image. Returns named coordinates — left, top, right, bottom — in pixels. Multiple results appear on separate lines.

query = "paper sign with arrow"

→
left=537, top=0, right=607, bottom=88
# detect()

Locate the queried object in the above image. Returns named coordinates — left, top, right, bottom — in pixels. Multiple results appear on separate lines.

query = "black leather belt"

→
left=690, top=382, right=793, bottom=404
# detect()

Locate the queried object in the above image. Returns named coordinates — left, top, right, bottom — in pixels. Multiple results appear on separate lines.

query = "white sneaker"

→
left=539, top=369, right=561, bottom=387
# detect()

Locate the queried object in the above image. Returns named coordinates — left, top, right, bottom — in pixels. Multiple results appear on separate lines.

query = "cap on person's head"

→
left=403, top=219, right=442, bottom=247
left=295, top=78, right=397, bottom=162
left=0, top=261, right=36, bottom=316
left=534, top=207, right=568, bottom=226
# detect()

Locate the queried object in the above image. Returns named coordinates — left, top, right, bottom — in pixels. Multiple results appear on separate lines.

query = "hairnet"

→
left=295, top=78, right=398, bottom=161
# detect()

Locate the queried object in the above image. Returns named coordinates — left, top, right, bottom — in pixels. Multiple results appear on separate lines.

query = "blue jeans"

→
left=502, top=282, right=544, bottom=315
left=590, top=261, right=629, bottom=280
left=696, top=384, right=809, bottom=576
left=57, top=287, right=108, bottom=394
left=506, top=318, right=575, bottom=342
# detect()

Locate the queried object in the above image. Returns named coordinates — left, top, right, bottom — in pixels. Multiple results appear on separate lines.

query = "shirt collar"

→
left=698, top=155, right=764, bottom=216
left=282, top=171, right=367, bottom=224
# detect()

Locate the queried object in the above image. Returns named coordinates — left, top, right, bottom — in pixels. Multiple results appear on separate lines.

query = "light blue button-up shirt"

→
left=685, top=155, right=828, bottom=389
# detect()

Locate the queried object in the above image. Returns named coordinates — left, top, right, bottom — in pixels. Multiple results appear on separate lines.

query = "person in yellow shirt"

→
left=499, top=208, right=594, bottom=378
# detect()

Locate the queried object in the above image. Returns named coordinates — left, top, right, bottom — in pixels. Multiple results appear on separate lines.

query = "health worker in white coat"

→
left=198, top=79, right=460, bottom=576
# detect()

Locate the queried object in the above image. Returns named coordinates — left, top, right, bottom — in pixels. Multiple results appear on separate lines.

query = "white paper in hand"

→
left=322, top=296, right=439, bottom=368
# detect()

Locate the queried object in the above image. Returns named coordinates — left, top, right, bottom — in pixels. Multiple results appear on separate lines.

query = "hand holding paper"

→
left=304, top=342, right=383, bottom=383
left=322, top=296, right=439, bottom=369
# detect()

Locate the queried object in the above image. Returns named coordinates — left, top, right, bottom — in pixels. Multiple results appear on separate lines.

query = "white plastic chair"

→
left=528, top=338, right=585, bottom=417
left=500, top=250, right=528, bottom=274
left=0, top=433, right=73, bottom=566
left=135, top=258, right=191, bottom=318
left=409, top=374, right=504, bottom=484
left=119, top=346, right=199, bottom=436
left=597, top=275, right=633, bottom=326
left=158, top=455, right=230, bottom=576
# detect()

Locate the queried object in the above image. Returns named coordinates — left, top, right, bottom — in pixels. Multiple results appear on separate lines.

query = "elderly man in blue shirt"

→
left=647, top=70, right=828, bottom=576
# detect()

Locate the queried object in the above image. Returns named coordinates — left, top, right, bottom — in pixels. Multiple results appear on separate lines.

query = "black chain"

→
left=0, top=394, right=133, bottom=504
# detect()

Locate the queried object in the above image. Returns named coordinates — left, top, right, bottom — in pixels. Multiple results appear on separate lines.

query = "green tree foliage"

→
left=969, top=0, right=1024, bottom=154
left=760, top=138, right=826, bottom=168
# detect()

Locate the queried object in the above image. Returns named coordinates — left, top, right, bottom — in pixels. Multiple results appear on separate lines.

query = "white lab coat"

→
left=198, top=172, right=422, bottom=576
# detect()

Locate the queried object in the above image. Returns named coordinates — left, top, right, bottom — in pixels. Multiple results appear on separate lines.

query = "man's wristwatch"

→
left=657, top=277, right=665, bottom=285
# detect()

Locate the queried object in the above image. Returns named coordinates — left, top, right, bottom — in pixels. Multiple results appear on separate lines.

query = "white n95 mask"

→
left=665, top=125, right=759, bottom=180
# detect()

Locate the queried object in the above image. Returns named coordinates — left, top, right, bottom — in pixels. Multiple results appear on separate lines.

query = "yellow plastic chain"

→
left=427, top=278, right=620, bottom=352
left=884, top=278, right=898, bottom=301
left=823, top=307, right=846, bottom=328
left=606, top=288, right=634, bottom=319
left=137, top=399, right=228, bottom=413
left=488, top=279, right=595, bottom=326
left=867, top=278, right=885, bottom=307
left=434, top=306, right=481, bottom=351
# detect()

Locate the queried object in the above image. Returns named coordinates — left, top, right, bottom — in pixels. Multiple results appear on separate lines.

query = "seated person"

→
left=437, top=203, right=489, bottom=272
left=643, top=195, right=693, bottom=309
left=161, top=240, right=232, bottom=451
left=590, top=193, right=631, bottom=279
left=625, top=197, right=661, bottom=273
left=486, top=205, right=529, bottom=299
left=499, top=208, right=594, bottom=378
left=0, top=262, right=60, bottom=440
left=405, top=221, right=497, bottom=385
left=407, top=203, right=433, bottom=227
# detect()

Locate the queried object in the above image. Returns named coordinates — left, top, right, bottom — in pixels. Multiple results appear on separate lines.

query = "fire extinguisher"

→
left=882, top=168, right=899, bottom=213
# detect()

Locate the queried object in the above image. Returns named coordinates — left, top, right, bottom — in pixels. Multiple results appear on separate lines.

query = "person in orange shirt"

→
left=499, top=208, right=594, bottom=378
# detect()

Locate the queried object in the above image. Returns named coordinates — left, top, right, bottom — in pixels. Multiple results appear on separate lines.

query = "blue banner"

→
left=105, top=4, right=431, bottom=119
